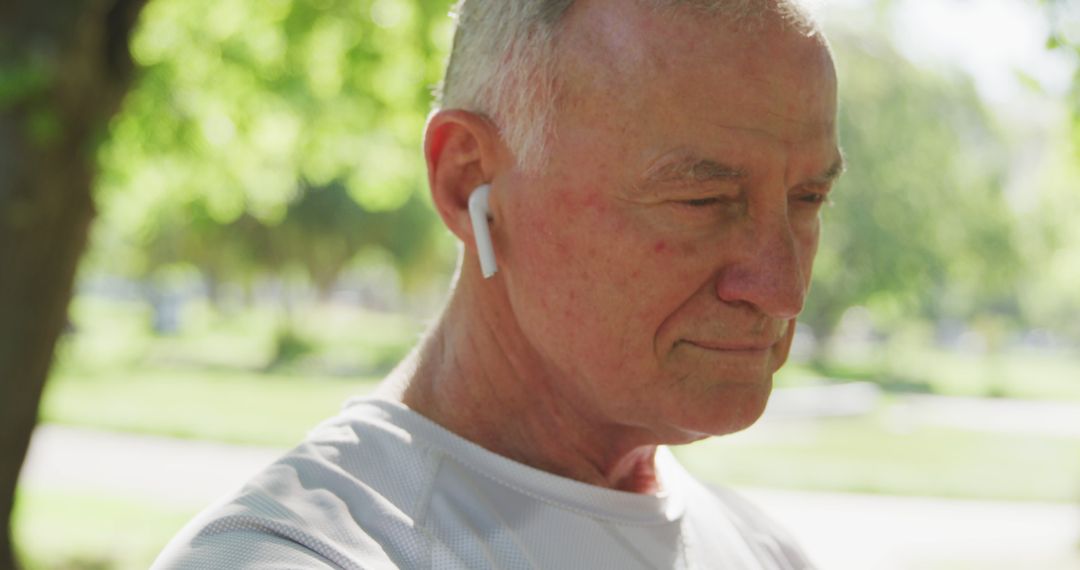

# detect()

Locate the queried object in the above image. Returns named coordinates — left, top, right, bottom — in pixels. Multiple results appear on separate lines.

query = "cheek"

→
left=505, top=192, right=693, bottom=374
left=504, top=192, right=610, bottom=348
left=797, top=221, right=821, bottom=283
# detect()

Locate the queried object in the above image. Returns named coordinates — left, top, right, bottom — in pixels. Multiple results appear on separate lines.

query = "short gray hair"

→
left=437, top=0, right=819, bottom=171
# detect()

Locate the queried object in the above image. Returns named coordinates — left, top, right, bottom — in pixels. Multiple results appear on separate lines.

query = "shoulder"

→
left=693, top=482, right=818, bottom=570
left=658, top=449, right=816, bottom=570
left=153, top=399, right=439, bottom=570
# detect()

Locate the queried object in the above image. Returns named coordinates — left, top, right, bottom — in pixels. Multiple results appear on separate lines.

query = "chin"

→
left=675, top=374, right=774, bottom=439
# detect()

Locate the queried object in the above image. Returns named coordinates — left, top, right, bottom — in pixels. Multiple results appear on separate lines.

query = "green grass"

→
left=41, top=370, right=378, bottom=446
left=778, top=346, right=1080, bottom=401
left=38, top=295, right=1080, bottom=498
left=894, top=347, right=1080, bottom=400
left=41, top=295, right=412, bottom=445
left=676, top=412, right=1080, bottom=503
left=13, top=488, right=197, bottom=570
left=17, top=296, right=1080, bottom=569
left=41, top=370, right=1080, bottom=503
left=57, top=296, right=424, bottom=377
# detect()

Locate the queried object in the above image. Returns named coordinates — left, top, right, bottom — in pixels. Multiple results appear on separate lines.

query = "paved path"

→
left=741, top=488, right=1080, bottom=570
left=19, top=425, right=1080, bottom=570
left=20, top=425, right=283, bottom=508
left=894, top=394, right=1080, bottom=438
left=764, top=382, right=1080, bottom=438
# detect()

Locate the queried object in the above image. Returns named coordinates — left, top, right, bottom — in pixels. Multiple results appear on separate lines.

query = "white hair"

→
left=437, top=0, right=820, bottom=172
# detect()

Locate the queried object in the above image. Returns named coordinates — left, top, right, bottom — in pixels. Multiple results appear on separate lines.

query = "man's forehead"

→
left=559, top=0, right=825, bottom=70
left=549, top=0, right=839, bottom=187
left=557, top=0, right=835, bottom=112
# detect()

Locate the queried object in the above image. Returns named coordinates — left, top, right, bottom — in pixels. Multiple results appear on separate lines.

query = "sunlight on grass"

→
left=41, top=371, right=378, bottom=446
left=676, top=413, right=1080, bottom=503
left=42, top=295, right=1080, bottom=498
left=57, top=295, right=425, bottom=376
left=13, top=488, right=196, bottom=570
left=19, top=296, right=1080, bottom=570
left=779, top=346, right=1080, bottom=401
left=44, top=296, right=399, bottom=445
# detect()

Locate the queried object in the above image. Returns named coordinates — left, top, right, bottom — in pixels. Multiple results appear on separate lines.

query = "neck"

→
left=382, top=269, right=663, bottom=494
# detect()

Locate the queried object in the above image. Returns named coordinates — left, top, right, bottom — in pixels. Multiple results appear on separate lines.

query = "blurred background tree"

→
left=1030, top=0, right=1080, bottom=341
left=92, top=0, right=453, bottom=346
left=2, top=0, right=454, bottom=565
left=804, top=27, right=1021, bottom=355
left=1, top=1, right=148, bottom=567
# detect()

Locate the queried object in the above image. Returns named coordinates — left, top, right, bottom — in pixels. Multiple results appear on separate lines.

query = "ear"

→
left=423, top=109, right=507, bottom=244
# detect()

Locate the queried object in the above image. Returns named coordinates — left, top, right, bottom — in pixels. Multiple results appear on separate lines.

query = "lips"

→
left=683, top=339, right=778, bottom=352
left=678, top=321, right=790, bottom=353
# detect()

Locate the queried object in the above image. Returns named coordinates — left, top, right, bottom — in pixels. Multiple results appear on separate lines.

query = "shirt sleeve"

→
left=152, top=521, right=342, bottom=570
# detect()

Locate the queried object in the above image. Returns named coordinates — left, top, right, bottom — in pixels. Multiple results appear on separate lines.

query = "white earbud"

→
left=468, top=184, right=498, bottom=279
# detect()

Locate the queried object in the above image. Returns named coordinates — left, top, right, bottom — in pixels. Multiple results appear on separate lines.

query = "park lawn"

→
left=58, top=295, right=424, bottom=377
left=40, top=369, right=379, bottom=446
left=809, top=344, right=1080, bottom=401
left=62, top=295, right=1080, bottom=401
left=23, top=296, right=1080, bottom=569
left=12, top=426, right=1078, bottom=570
left=39, top=366, right=1080, bottom=503
left=13, top=487, right=197, bottom=570
left=36, top=294, right=1080, bottom=502
left=676, top=412, right=1080, bottom=503
left=40, top=295, right=408, bottom=445
left=904, top=347, right=1080, bottom=400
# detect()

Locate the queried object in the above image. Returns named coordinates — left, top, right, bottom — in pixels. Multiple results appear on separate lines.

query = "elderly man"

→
left=155, top=0, right=842, bottom=568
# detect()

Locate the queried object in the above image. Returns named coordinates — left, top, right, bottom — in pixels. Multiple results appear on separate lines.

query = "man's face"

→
left=494, top=1, right=841, bottom=440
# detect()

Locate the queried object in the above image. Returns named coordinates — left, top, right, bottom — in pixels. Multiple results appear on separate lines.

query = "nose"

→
left=714, top=220, right=808, bottom=320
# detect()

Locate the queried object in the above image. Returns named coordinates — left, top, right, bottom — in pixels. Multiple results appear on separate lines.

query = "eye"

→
left=794, top=190, right=832, bottom=207
left=679, top=197, right=723, bottom=208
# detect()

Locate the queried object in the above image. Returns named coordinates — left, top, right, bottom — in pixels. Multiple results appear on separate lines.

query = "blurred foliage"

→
left=804, top=26, right=1020, bottom=344
left=1030, top=0, right=1080, bottom=340
left=1041, top=0, right=1080, bottom=96
left=1015, top=142, right=1080, bottom=341
left=70, top=0, right=1080, bottom=350
left=91, top=0, right=457, bottom=293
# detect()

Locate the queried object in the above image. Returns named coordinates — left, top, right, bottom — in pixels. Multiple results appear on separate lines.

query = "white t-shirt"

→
left=153, top=398, right=815, bottom=569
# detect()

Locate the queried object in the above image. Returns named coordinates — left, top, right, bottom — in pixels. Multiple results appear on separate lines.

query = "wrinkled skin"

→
left=394, top=0, right=842, bottom=493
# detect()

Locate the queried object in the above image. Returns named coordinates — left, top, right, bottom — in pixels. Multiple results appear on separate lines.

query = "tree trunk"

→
left=0, top=1, right=145, bottom=567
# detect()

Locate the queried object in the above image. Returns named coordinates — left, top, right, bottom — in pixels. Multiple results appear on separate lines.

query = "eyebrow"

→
left=641, top=151, right=847, bottom=187
left=807, top=154, right=847, bottom=185
left=642, top=157, right=748, bottom=185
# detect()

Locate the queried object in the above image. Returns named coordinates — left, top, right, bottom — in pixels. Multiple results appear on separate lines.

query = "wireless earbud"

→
left=468, top=184, right=498, bottom=279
